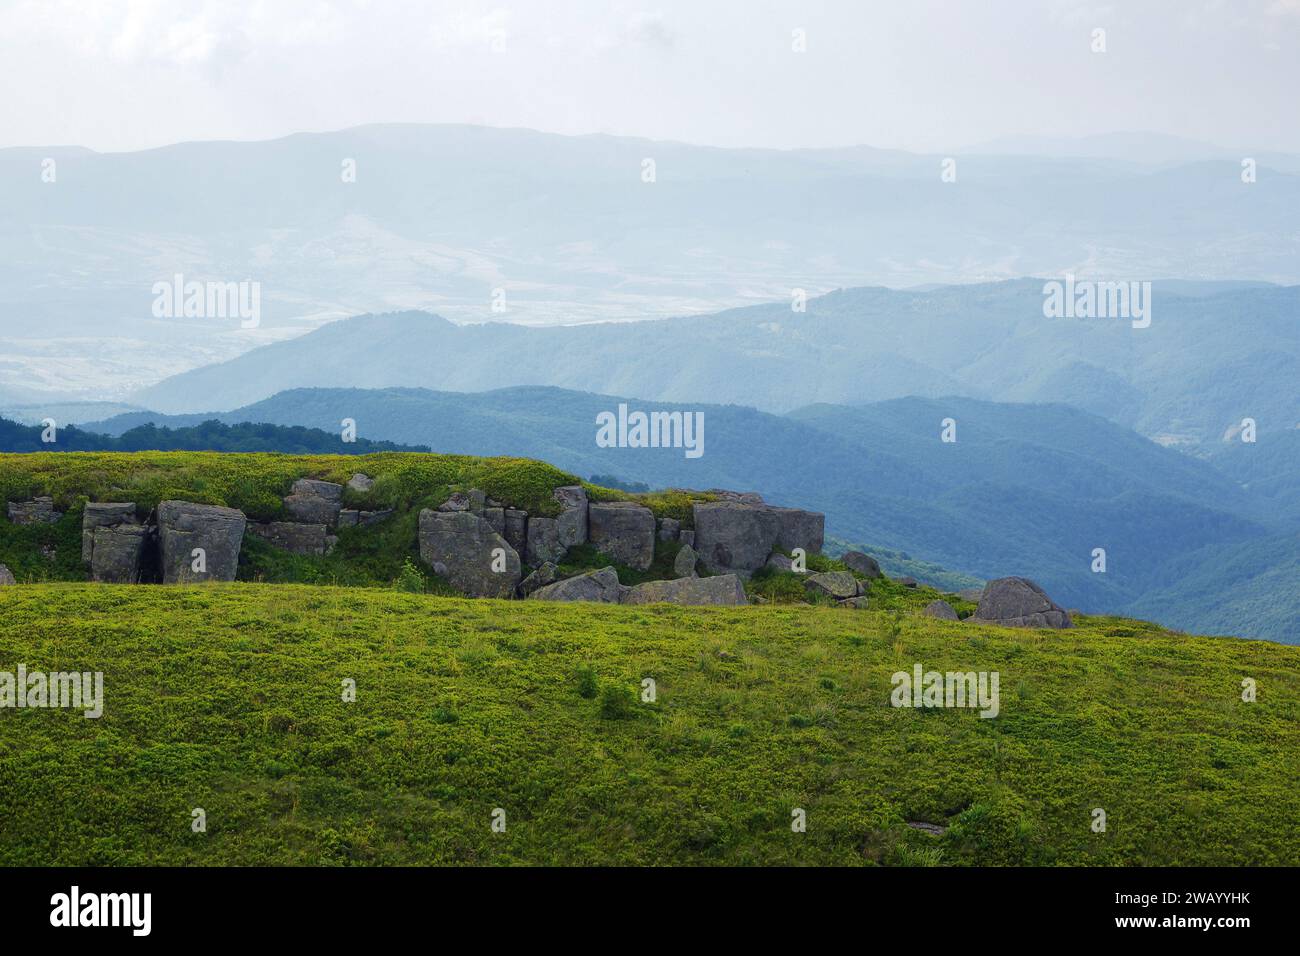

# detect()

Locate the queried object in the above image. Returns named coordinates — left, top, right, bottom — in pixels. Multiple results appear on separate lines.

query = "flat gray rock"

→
left=672, top=544, right=698, bottom=578
left=623, top=574, right=748, bottom=606
left=82, top=502, right=139, bottom=562
left=804, top=570, right=858, bottom=599
left=553, top=485, right=589, bottom=548
left=692, top=501, right=824, bottom=574
left=525, top=515, right=566, bottom=566
left=530, top=566, right=627, bottom=603
left=91, top=525, right=148, bottom=583
left=250, top=521, right=330, bottom=555
left=7, top=497, right=61, bottom=525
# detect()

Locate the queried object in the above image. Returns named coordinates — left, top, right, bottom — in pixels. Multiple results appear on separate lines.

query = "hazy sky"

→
left=2, top=0, right=1298, bottom=154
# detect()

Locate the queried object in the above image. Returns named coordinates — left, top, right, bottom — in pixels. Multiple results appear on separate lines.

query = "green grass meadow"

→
left=1, top=582, right=1295, bottom=866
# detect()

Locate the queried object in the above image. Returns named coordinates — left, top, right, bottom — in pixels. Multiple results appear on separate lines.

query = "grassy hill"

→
left=0, top=582, right=1295, bottom=866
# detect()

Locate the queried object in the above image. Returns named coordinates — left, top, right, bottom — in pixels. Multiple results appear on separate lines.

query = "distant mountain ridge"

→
left=129, top=281, right=1300, bottom=449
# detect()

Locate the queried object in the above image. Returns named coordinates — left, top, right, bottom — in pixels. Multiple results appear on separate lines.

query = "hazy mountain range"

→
left=4, top=123, right=1300, bottom=400
left=78, top=385, right=1299, bottom=644
left=125, top=281, right=1300, bottom=448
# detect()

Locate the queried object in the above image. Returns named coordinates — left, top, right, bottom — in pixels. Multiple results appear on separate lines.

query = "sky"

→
left=1, top=0, right=1298, bottom=154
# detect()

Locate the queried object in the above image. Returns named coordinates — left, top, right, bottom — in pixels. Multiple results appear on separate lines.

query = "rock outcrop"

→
left=623, top=574, right=748, bottom=606
left=7, top=497, right=61, bottom=525
left=284, top=479, right=343, bottom=525
left=418, top=509, right=520, bottom=598
left=346, top=473, right=374, bottom=493
left=692, top=501, right=824, bottom=575
left=588, top=502, right=655, bottom=571
left=157, top=501, right=247, bottom=583
left=0, top=563, right=15, bottom=586
left=553, top=485, right=589, bottom=548
left=518, top=562, right=558, bottom=596
left=973, top=577, right=1072, bottom=628
left=530, top=566, right=626, bottom=603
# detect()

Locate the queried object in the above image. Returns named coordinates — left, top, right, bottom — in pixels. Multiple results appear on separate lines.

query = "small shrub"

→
left=599, top=684, right=636, bottom=720
left=575, top=665, right=599, bottom=699
left=395, top=558, right=426, bottom=593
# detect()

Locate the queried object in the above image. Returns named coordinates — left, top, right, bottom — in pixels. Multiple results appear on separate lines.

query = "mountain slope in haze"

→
left=86, top=385, right=1293, bottom=642
left=129, top=282, right=1300, bottom=448
left=7, top=123, right=1300, bottom=399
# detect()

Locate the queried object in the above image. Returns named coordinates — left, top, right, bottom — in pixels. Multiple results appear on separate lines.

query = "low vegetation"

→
left=0, top=583, right=1295, bottom=866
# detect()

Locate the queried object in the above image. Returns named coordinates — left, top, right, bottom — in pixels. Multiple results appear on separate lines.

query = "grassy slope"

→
left=1, top=583, right=1296, bottom=867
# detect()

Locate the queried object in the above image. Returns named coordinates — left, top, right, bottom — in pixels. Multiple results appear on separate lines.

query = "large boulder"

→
left=7, top=497, right=61, bottom=525
left=692, top=501, right=824, bottom=575
left=623, top=575, right=748, bottom=606
left=0, top=563, right=15, bottom=586
left=553, top=486, right=588, bottom=548
left=91, top=525, right=149, bottom=583
left=973, top=577, right=1073, bottom=628
left=249, top=521, right=331, bottom=555
left=284, top=479, right=343, bottom=525
left=157, top=501, right=247, bottom=583
left=525, top=516, right=566, bottom=566
left=588, top=502, right=655, bottom=571
left=842, top=551, right=882, bottom=579
left=82, top=502, right=139, bottom=562
left=418, top=510, right=520, bottom=598
left=804, top=571, right=858, bottom=599
left=530, top=567, right=627, bottom=603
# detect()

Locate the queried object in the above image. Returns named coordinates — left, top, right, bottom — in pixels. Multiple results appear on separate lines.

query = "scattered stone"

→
left=588, top=502, right=656, bottom=571
left=530, top=567, right=627, bottom=603
left=838, top=596, right=870, bottom=610
left=804, top=570, right=858, bottom=599
left=672, top=544, right=698, bottom=578
left=692, top=501, right=824, bottom=575
left=657, top=517, right=680, bottom=542
left=82, top=502, right=139, bottom=562
left=525, top=515, right=566, bottom=566
left=438, top=492, right=472, bottom=512
left=346, top=473, right=375, bottom=493
left=417, top=510, right=520, bottom=599
left=357, top=509, right=393, bottom=527
left=973, top=577, right=1073, bottom=628
left=0, top=563, right=15, bottom=586
left=249, top=521, right=330, bottom=555
left=7, top=497, right=61, bottom=525
left=91, top=525, right=149, bottom=583
left=623, top=574, right=748, bottom=606
left=553, top=486, right=588, bottom=548
left=518, top=562, right=558, bottom=596
left=923, top=599, right=959, bottom=620
left=841, top=551, right=882, bottom=578
left=157, top=501, right=247, bottom=583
